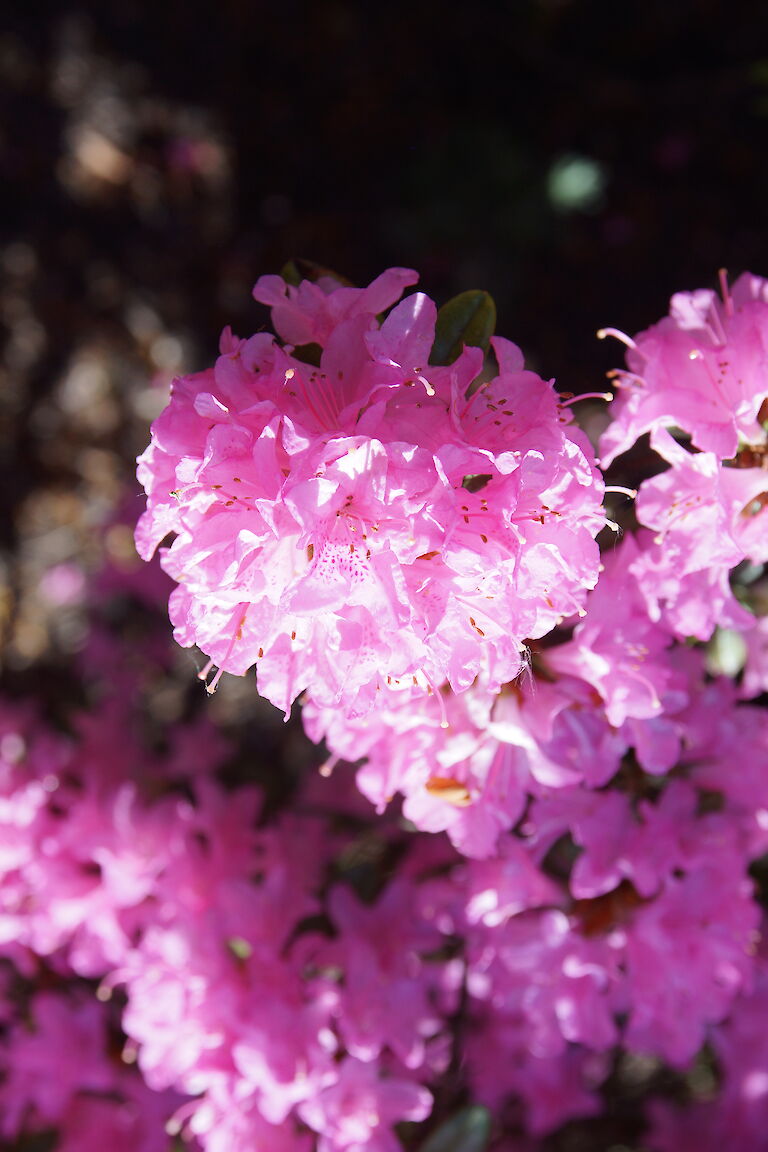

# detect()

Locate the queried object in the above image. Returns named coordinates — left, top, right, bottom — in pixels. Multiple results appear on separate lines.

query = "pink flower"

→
left=620, top=863, right=759, bottom=1066
left=137, top=270, right=605, bottom=718
left=629, top=428, right=768, bottom=639
left=187, top=1079, right=314, bottom=1152
left=741, top=615, right=768, bottom=698
left=600, top=271, right=768, bottom=465
left=465, top=1017, right=606, bottom=1136
left=317, top=880, right=444, bottom=1069
left=530, top=779, right=747, bottom=902
left=253, top=267, right=419, bottom=348
left=0, top=991, right=115, bottom=1136
left=460, top=838, right=562, bottom=926
left=544, top=534, right=679, bottom=725
left=0, top=987, right=180, bottom=1151
left=297, top=1057, right=433, bottom=1152
left=646, top=942, right=768, bottom=1152
left=55, top=1078, right=179, bottom=1152
left=306, top=675, right=591, bottom=859
left=680, top=685, right=768, bottom=858
left=459, top=906, right=619, bottom=1058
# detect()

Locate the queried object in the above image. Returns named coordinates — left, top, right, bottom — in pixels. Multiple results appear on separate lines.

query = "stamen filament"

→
left=604, top=485, right=637, bottom=499
left=200, top=603, right=250, bottom=694
left=719, top=267, right=734, bottom=319
left=597, top=327, right=637, bottom=349
left=607, top=369, right=646, bottom=388
left=560, top=391, right=613, bottom=407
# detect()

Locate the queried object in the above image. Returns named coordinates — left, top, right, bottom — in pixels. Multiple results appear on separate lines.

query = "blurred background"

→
left=2, top=0, right=768, bottom=677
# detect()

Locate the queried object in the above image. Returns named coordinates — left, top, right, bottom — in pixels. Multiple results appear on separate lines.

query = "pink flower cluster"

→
left=3, top=634, right=767, bottom=1147
left=601, top=272, right=768, bottom=640
left=0, top=675, right=442, bottom=1150
left=0, top=987, right=177, bottom=1152
left=137, top=269, right=605, bottom=716
left=4, top=266, right=768, bottom=1149
left=648, top=935, right=768, bottom=1152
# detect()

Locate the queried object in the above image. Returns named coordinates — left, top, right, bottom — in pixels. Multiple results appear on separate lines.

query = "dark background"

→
left=2, top=0, right=768, bottom=657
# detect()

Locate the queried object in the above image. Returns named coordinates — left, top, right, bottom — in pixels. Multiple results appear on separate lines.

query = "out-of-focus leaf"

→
left=17, top=1134, right=57, bottom=1152
left=227, top=936, right=253, bottom=960
left=417, top=1106, right=492, bottom=1152
left=461, top=474, right=492, bottom=493
left=280, top=258, right=354, bottom=288
left=292, top=341, right=323, bottom=366
left=706, top=628, right=747, bottom=678
left=430, top=291, right=496, bottom=366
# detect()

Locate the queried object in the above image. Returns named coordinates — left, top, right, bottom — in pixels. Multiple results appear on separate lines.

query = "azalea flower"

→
left=136, top=270, right=605, bottom=717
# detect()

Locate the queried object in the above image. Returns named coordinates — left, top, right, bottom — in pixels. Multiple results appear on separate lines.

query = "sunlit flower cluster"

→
left=137, top=269, right=605, bottom=717
left=4, top=267, right=768, bottom=1150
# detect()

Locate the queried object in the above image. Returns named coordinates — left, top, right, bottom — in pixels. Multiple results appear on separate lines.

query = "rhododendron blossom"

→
left=600, top=270, right=768, bottom=466
left=6, top=265, right=768, bottom=1150
left=628, top=427, right=768, bottom=639
left=136, top=269, right=605, bottom=716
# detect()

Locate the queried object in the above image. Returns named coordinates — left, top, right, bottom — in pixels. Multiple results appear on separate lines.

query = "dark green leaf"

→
left=291, top=342, right=323, bottom=367
left=430, top=291, right=496, bottom=366
left=17, top=1134, right=57, bottom=1152
left=417, top=1106, right=492, bottom=1152
left=461, top=474, right=492, bottom=493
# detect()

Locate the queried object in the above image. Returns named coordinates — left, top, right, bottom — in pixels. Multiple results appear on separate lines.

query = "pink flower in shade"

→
left=619, top=862, right=760, bottom=1067
left=600, top=270, right=768, bottom=466
left=465, top=1015, right=607, bottom=1137
left=741, top=615, right=768, bottom=698
left=460, top=837, right=562, bottom=926
left=117, top=803, right=331, bottom=1111
left=629, top=427, right=768, bottom=639
left=136, top=270, right=605, bottom=718
left=0, top=992, right=115, bottom=1136
left=677, top=683, right=768, bottom=859
left=458, top=907, right=619, bottom=1059
left=1, top=711, right=217, bottom=972
left=19, top=789, right=178, bottom=975
left=0, top=988, right=180, bottom=1152
left=0, top=706, right=89, bottom=959
left=230, top=975, right=339, bottom=1126
left=658, top=939, right=768, bottom=1150
left=646, top=1099, right=725, bottom=1152
left=316, top=880, right=444, bottom=1070
left=529, top=779, right=748, bottom=902
left=544, top=533, right=680, bottom=726
left=305, top=669, right=630, bottom=859
left=646, top=949, right=768, bottom=1151
left=296, top=1056, right=433, bottom=1152
left=55, top=1077, right=180, bottom=1152
left=186, top=1079, right=314, bottom=1152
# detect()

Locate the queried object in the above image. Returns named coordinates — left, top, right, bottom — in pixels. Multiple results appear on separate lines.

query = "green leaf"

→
left=706, top=628, right=748, bottom=678
left=291, top=341, right=323, bottom=367
left=227, top=936, right=253, bottom=960
left=430, top=291, right=497, bottom=366
left=280, top=258, right=354, bottom=289
left=417, top=1106, right=492, bottom=1152
left=461, top=474, right=492, bottom=493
